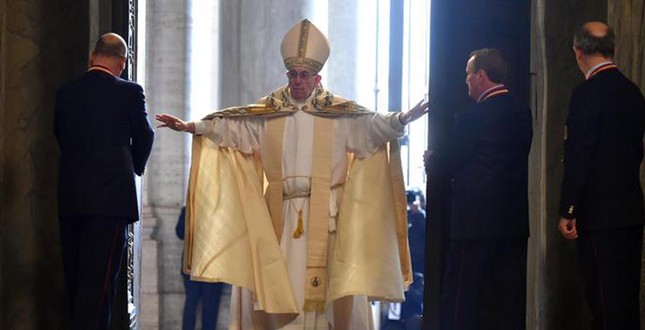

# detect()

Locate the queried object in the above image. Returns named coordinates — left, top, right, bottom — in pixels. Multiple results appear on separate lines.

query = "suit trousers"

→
left=440, top=238, right=527, bottom=330
left=60, top=216, right=128, bottom=330
left=577, top=227, right=643, bottom=330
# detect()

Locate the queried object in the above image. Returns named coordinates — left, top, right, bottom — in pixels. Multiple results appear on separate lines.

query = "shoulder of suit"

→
left=476, top=93, right=512, bottom=108
left=476, top=95, right=528, bottom=115
left=113, top=76, right=142, bottom=87
left=112, top=78, right=144, bottom=94
left=575, top=71, right=624, bottom=96
left=57, top=75, right=88, bottom=97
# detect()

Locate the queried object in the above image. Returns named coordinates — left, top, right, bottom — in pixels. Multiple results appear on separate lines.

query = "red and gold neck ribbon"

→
left=478, top=85, right=509, bottom=103
left=587, top=62, right=617, bottom=80
left=87, top=65, right=114, bottom=76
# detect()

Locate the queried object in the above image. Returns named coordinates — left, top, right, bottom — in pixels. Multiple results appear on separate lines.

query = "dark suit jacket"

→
left=54, top=70, right=154, bottom=222
left=427, top=93, right=533, bottom=239
left=559, top=68, right=645, bottom=231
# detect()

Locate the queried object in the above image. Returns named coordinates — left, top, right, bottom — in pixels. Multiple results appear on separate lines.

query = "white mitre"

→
left=280, top=19, right=330, bottom=72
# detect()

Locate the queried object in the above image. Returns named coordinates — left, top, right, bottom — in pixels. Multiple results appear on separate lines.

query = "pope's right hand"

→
left=156, top=114, right=189, bottom=132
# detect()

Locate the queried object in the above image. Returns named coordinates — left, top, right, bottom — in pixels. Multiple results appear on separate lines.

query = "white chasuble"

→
left=187, top=88, right=412, bottom=330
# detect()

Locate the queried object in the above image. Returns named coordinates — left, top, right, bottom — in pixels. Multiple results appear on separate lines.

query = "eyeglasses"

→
left=286, top=70, right=317, bottom=81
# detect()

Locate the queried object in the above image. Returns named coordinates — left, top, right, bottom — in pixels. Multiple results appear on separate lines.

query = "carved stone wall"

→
left=0, top=0, right=89, bottom=328
left=609, top=0, right=645, bottom=89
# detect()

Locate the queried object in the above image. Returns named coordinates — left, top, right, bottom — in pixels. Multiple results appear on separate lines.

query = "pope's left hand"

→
left=401, top=99, right=430, bottom=124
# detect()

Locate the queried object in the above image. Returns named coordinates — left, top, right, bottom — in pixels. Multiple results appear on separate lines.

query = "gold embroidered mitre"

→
left=281, top=19, right=330, bottom=72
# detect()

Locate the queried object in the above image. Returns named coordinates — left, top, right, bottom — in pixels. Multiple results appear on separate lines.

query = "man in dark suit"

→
left=54, top=32, right=154, bottom=329
left=558, top=21, right=645, bottom=330
left=424, top=48, right=533, bottom=329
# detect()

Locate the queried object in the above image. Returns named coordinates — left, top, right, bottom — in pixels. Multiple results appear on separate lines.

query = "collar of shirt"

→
left=476, top=84, right=507, bottom=103
left=87, top=65, right=114, bottom=76
left=585, top=61, right=614, bottom=80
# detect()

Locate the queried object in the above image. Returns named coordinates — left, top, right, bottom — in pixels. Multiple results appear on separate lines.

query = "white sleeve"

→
left=345, top=113, right=406, bottom=158
left=194, top=117, right=263, bottom=154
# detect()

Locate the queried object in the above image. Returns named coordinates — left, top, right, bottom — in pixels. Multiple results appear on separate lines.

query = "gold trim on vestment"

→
left=297, top=20, right=309, bottom=60
left=200, top=86, right=374, bottom=121
left=284, top=57, right=324, bottom=73
left=265, top=117, right=287, bottom=241
left=304, top=116, right=333, bottom=311
left=202, top=104, right=283, bottom=120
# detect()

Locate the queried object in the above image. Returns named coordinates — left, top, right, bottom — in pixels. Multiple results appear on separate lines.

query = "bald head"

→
left=584, top=21, right=610, bottom=37
left=93, top=33, right=127, bottom=59
left=573, top=21, right=615, bottom=58
left=89, top=33, right=127, bottom=76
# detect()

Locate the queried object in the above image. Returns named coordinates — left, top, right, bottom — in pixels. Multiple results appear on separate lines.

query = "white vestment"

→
left=194, top=92, right=406, bottom=329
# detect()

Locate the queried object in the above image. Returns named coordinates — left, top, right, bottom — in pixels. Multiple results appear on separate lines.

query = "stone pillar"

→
left=326, top=0, right=360, bottom=102
left=142, top=0, right=190, bottom=328
left=527, top=0, right=548, bottom=327
left=218, top=0, right=310, bottom=107
left=608, top=0, right=645, bottom=89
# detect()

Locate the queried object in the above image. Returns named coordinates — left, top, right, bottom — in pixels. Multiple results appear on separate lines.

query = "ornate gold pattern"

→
left=284, top=57, right=324, bottom=72
left=282, top=19, right=325, bottom=72
left=126, top=0, right=139, bottom=327
left=297, top=19, right=310, bottom=60
left=202, top=104, right=281, bottom=120
left=201, top=86, right=375, bottom=122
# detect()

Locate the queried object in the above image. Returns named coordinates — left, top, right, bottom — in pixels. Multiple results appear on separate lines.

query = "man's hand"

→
left=155, top=114, right=194, bottom=133
left=400, top=99, right=430, bottom=124
left=558, top=217, right=578, bottom=240
left=423, top=149, right=433, bottom=168
left=423, top=150, right=433, bottom=163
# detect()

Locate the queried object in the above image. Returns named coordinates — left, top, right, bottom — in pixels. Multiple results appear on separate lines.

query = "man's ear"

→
left=573, top=46, right=583, bottom=60
left=477, top=69, right=489, bottom=82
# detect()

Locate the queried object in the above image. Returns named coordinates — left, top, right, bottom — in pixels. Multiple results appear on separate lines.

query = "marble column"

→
left=218, top=0, right=311, bottom=108
left=326, top=0, right=360, bottom=101
left=141, top=0, right=190, bottom=328
left=527, top=0, right=548, bottom=327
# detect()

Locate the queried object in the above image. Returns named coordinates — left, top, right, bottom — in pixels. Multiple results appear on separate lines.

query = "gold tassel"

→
left=304, top=300, right=326, bottom=312
left=293, top=210, right=304, bottom=238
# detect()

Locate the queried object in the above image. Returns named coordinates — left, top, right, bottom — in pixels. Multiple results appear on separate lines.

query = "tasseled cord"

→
left=293, top=210, right=304, bottom=238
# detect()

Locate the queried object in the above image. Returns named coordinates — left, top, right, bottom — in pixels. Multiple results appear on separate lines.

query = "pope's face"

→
left=287, top=66, right=321, bottom=102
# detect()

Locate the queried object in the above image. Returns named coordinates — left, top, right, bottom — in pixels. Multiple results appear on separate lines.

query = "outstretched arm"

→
left=155, top=114, right=196, bottom=133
